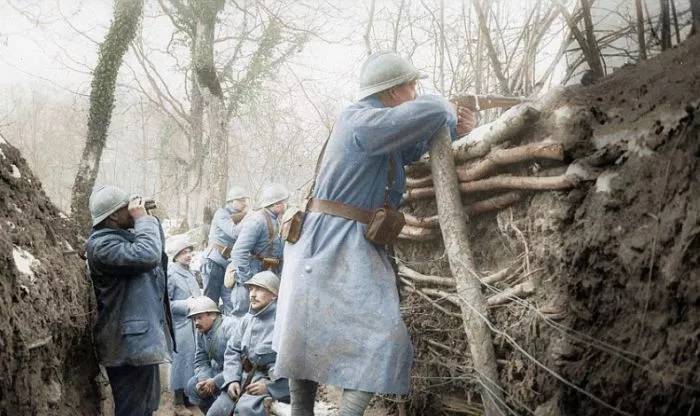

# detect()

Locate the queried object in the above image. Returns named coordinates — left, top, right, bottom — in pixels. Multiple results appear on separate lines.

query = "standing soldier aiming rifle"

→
left=273, top=51, right=475, bottom=415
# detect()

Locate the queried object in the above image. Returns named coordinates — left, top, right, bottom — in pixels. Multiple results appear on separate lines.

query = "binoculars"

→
left=144, top=199, right=157, bottom=210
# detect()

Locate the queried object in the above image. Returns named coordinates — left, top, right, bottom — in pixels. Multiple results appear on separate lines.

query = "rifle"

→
left=452, top=94, right=527, bottom=112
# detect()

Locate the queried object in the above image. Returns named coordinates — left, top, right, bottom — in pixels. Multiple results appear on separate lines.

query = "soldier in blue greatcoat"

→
left=273, top=51, right=474, bottom=415
left=86, top=185, right=175, bottom=416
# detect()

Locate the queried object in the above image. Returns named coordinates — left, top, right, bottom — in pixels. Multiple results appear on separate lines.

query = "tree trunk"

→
left=660, top=0, right=672, bottom=50
left=472, top=0, right=510, bottom=94
left=691, top=0, right=700, bottom=36
left=193, top=0, right=228, bottom=215
left=70, top=0, right=144, bottom=234
left=428, top=126, right=506, bottom=416
left=635, top=0, right=647, bottom=60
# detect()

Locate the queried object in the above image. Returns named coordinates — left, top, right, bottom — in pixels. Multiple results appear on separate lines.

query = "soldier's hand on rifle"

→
left=127, top=196, right=147, bottom=220
left=227, top=382, right=241, bottom=400
left=455, top=105, right=476, bottom=137
left=245, top=380, right=269, bottom=396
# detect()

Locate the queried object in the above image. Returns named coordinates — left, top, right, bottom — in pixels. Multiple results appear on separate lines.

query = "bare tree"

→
left=70, top=0, right=144, bottom=233
left=660, top=0, right=672, bottom=49
left=636, top=0, right=647, bottom=59
left=692, top=0, right=700, bottom=36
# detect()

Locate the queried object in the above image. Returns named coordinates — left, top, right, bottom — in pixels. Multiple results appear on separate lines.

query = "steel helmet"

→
left=226, top=185, right=249, bottom=202
left=89, top=185, right=130, bottom=226
left=357, top=51, right=427, bottom=100
left=166, top=236, right=193, bottom=262
left=187, top=296, right=220, bottom=318
left=244, top=270, right=280, bottom=296
left=256, top=183, right=290, bottom=209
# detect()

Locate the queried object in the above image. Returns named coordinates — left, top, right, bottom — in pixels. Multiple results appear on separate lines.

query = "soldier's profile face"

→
left=175, top=248, right=193, bottom=266
left=230, top=198, right=248, bottom=211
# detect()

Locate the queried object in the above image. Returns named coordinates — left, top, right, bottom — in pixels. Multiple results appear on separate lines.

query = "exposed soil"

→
left=0, top=135, right=100, bottom=415
left=398, top=36, right=700, bottom=415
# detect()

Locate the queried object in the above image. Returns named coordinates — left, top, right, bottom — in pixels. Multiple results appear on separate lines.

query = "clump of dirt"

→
left=0, top=135, right=100, bottom=415
left=398, top=35, right=700, bottom=415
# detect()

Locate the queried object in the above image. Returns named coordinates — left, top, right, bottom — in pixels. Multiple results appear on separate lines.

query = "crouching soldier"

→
left=185, top=296, right=239, bottom=414
left=206, top=271, right=289, bottom=416
left=166, top=237, right=201, bottom=411
left=203, top=186, right=250, bottom=314
left=225, top=183, right=288, bottom=317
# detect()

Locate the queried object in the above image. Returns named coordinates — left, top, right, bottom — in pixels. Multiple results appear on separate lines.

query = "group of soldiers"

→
left=85, top=50, right=474, bottom=416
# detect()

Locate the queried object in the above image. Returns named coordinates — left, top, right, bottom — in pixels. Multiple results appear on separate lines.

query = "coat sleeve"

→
left=349, top=95, right=458, bottom=156
left=213, top=208, right=241, bottom=242
left=194, top=333, right=215, bottom=381
left=230, top=218, right=264, bottom=282
left=91, top=216, right=163, bottom=275
left=222, top=320, right=245, bottom=387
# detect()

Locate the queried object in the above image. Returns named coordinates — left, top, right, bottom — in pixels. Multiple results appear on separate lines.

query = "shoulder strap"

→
left=384, top=154, right=397, bottom=207
left=306, top=127, right=334, bottom=199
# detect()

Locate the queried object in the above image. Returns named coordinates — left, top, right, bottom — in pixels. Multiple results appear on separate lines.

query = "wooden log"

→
left=486, top=281, right=536, bottom=306
left=405, top=105, right=541, bottom=177
left=398, top=225, right=438, bottom=241
left=407, top=141, right=564, bottom=188
left=402, top=192, right=522, bottom=230
left=404, top=174, right=576, bottom=202
left=398, top=265, right=456, bottom=287
left=399, top=264, right=517, bottom=288
left=428, top=125, right=507, bottom=416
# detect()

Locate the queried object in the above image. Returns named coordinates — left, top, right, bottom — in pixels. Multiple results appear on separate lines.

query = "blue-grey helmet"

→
left=89, top=185, right=130, bottom=226
left=357, top=51, right=426, bottom=100
left=226, top=185, right=249, bottom=202
left=244, top=270, right=280, bottom=296
left=256, top=183, right=290, bottom=209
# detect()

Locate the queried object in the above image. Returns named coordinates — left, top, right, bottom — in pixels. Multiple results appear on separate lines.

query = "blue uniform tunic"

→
left=228, top=209, right=283, bottom=317
left=273, top=95, right=457, bottom=394
left=186, top=315, right=240, bottom=409
left=207, top=302, right=289, bottom=416
left=203, top=206, right=245, bottom=314
left=167, top=262, right=201, bottom=391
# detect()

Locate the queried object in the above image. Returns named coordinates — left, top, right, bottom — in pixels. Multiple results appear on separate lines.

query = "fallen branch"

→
left=398, top=265, right=455, bottom=287
left=401, top=278, right=461, bottom=318
left=486, top=281, right=536, bottom=306
left=398, top=263, right=519, bottom=288
left=404, top=174, right=576, bottom=202
left=407, top=141, right=565, bottom=188
left=405, top=105, right=541, bottom=177
left=402, top=192, right=523, bottom=230
left=27, top=335, right=53, bottom=350
left=398, top=225, right=438, bottom=241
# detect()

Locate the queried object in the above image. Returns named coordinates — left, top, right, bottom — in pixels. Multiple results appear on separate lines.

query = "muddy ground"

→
left=398, top=36, right=700, bottom=415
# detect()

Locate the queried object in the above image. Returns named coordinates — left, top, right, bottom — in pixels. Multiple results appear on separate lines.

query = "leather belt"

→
left=210, top=243, right=232, bottom=259
left=307, top=198, right=373, bottom=224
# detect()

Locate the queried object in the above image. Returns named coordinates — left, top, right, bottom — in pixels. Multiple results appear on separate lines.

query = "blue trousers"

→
left=203, top=260, right=230, bottom=313
left=106, top=364, right=160, bottom=416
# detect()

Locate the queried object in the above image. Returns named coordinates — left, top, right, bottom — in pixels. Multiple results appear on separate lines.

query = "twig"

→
left=486, top=281, right=535, bottom=306
left=27, top=335, right=53, bottom=350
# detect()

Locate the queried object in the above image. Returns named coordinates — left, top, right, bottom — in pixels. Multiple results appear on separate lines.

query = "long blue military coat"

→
left=193, top=315, right=239, bottom=389
left=221, top=301, right=289, bottom=415
left=273, top=95, right=457, bottom=394
left=87, top=216, right=175, bottom=367
left=167, top=262, right=201, bottom=391
left=228, top=209, right=283, bottom=316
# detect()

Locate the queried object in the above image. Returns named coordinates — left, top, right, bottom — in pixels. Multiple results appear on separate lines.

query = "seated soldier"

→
left=185, top=297, right=239, bottom=414
left=206, top=271, right=290, bottom=416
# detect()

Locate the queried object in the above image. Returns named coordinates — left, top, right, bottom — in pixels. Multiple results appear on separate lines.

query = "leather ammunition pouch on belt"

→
left=210, top=243, right=232, bottom=260
left=255, top=255, right=281, bottom=271
left=307, top=198, right=405, bottom=245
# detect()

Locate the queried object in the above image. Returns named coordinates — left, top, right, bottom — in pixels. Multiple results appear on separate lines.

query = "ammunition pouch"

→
left=364, top=207, right=406, bottom=245
left=281, top=207, right=306, bottom=244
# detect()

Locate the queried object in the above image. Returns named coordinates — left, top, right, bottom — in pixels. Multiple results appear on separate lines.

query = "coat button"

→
left=304, top=265, right=312, bottom=273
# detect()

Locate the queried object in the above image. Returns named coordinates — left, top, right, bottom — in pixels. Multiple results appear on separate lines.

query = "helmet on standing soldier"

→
left=256, top=183, right=290, bottom=209
left=89, top=185, right=130, bottom=226
left=356, top=51, right=427, bottom=101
